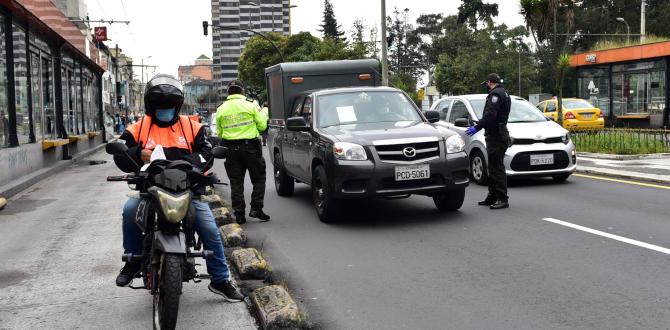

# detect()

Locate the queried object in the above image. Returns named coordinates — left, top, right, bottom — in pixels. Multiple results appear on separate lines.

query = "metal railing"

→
left=572, top=128, right=670, bottom=154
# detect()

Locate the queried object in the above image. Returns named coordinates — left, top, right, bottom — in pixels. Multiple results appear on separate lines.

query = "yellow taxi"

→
left=535, top=98, right=605, bottom=131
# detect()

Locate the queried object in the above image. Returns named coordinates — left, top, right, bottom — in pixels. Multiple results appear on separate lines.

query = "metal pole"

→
left=640, top=0, right=646, bottom=42
left=626, top=22, right=630, bottom=44
left=381, top=0, right=389, bottom=86
left=518, top=47, right=521, bottom=97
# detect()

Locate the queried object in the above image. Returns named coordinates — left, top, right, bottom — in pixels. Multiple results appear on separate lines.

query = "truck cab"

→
left=266, top=60, right=469, bottom=223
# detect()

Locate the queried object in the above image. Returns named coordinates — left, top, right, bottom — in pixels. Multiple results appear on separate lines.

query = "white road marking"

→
left=543, top=218, right=670, bottom=255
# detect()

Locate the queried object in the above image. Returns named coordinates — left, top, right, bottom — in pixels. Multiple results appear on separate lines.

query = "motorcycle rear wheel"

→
left=153, top=254, right=183, bottom=330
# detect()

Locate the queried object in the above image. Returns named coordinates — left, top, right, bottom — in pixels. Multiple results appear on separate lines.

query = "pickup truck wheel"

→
left=274, top=154, right=294, bottom=196
left=312, top=165, right=339, bottom=223
left=433, top=188, right=466, bottom=212
left=470, top=150, right=489, bottom=186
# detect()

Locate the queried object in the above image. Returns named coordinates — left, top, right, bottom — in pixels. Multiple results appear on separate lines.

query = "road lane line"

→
left=542, top=218, right=670, bottom=255
left=574, top=173, right=670, bottom=190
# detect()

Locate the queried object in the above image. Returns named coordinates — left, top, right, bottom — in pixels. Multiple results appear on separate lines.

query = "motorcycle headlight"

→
left=562, top=133, right=570, bottom=144
left=445, top=135, right=466, bottom=154
left=155, top=189, right=191, bottom=224
left=333, top=142, right=368, bottom=161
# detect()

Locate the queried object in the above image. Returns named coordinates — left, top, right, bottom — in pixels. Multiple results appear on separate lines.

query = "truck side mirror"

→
left=424, top=110, right=440, bottom=123
left=454, top=118, right=470, bottom=127
left=287, top=117, right=310, bottom=131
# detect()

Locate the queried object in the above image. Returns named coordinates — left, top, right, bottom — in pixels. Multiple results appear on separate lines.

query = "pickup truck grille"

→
left=375, top=141, right=440, bottom=164
left=513, top=137, right=563, bottom=145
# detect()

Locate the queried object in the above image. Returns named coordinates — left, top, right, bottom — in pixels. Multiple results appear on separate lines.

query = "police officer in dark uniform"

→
left=466, top=73, right=512, bottom=209
left=215, top=80, right=270, bottom=224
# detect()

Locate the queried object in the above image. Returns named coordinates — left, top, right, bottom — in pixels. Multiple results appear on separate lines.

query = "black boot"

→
left=209, top=280, right=245, bottom=302
left=116, top=262, right=141, bottom=287
left=478, top=196, right=496, bottom=206
left=234, top=212, right=247, bottom=224
left=489, top=200, right=509, bottom=210
left=249, top=209, right=270, bottom=222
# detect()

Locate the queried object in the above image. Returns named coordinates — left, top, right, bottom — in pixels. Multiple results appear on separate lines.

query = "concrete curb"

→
left=0, top=140, right=114, bottom=198
left=575, top=166, right=670, bottom=185
left=577, top=152, right=670, bottom=160
left=219, top=223, right=247, bottom=248
left=201, top=194, right=225, bottom=209
left=250, top=285, right=302, bottom=330
left=0, top=197, right=6, bottom=210
left=231, top=248, right=270, bottom=280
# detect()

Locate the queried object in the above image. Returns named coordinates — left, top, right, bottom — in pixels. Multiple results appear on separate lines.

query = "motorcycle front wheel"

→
left=153, top=254, right=183, bottom=330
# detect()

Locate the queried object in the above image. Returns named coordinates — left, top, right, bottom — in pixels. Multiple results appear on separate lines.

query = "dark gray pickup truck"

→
left=266, top=60, right=469, bottom=222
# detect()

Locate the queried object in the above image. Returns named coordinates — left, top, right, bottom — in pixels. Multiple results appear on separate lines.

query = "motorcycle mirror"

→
left=106, top=142, right=128, bottom=155
left=212, top=146, right=228, bottom=159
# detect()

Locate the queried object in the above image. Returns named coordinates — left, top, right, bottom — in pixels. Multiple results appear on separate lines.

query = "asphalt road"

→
left=0, top=152, right=256, bottom=330
left=218, top=151, right=670, bottom=330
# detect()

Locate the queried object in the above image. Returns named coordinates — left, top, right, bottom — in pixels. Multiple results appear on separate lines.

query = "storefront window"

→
left=13, top=24, right=30, bottom=144
left=612, top=59, right=666, bottom=116
left=577, top=66, right=610, bottom=117
left=0, top=16, right=9, bottom=149
left=30, top=50, right=55, bottom=141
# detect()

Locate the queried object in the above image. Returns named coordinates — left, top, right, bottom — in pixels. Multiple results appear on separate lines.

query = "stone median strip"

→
left=201, top=194, right=225, bottom=209
left=219, top=223, right=247, bottom=248
left=250, top=285, right=302, bottom=330
left=212, top=207, right=234, bottom=226
left=231, top=248, right=270, bottom=279
left=0, top=197, right=6, bottom=210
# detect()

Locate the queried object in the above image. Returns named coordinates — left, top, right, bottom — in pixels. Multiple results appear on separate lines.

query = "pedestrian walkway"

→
left=0, top=150, right=256, bottom=329
left=577, top=152, right=670, bottom=184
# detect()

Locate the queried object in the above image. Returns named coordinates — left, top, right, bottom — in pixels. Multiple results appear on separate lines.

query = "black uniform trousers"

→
left=485, top=132, right=510, bottom=202
left=222, top=138, right=266, bottom=214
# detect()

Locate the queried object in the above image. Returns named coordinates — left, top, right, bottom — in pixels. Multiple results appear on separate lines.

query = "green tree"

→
left=457, top=0, right=499, bottom=31
left=318, top=0, right=345, bottom=41
left=387, top=8, right=423, bottom=78
left=238, top=33, right=286, bottom=95
left=555, top=53, right=571, bottom=126
left=349, top=19, right=370, bottom=59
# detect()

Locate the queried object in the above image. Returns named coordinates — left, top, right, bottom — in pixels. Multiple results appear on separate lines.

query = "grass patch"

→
left=589, top=35, right=669, bottom=52
left=572, top=129, right=670, bottom=154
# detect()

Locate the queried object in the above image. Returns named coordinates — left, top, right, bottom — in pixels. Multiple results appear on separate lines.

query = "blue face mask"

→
left=155, top=108, right=176, bottom=122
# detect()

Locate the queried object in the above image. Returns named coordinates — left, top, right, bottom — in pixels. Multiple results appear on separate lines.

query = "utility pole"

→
left=381, top=0, right=389, bottom=86
left=640, top=0, right=646, bottom=42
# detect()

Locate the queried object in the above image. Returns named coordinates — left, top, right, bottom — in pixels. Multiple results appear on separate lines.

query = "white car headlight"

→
left=562, top=133, right=570, bottom=144
left=333, top=142, right=368, bottom=161
left=446, top=135, right=466, bottom=154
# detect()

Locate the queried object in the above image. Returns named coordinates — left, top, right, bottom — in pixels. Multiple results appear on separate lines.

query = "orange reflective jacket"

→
left=127, top=115, right=202, bottom=153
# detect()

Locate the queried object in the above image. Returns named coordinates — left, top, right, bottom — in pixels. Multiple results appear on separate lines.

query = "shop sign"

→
left=94, top=27, right=107, bottom=42
left=585, top=54, right=597, bottom=63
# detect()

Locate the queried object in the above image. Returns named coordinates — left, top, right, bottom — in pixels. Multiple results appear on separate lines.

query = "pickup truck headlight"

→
left=445, top=135, right=466, bottom=154
left=333, top=142, right=368, bottom=161
left=562, top=133, right=570, bottom=144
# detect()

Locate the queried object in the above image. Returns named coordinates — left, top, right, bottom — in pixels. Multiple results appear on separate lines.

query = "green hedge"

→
left=572, top=129, right=670, bottom=155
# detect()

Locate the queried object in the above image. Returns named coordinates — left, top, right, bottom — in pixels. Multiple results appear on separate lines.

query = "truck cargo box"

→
left=265, top=59, right=381, bottom=120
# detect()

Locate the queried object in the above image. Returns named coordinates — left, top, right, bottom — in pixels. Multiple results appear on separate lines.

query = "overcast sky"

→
left=84, top=0, right=526, bottom=78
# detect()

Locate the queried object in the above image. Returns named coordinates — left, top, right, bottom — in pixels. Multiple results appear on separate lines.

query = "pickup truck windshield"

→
left=317, top=91, right=422, bottom=128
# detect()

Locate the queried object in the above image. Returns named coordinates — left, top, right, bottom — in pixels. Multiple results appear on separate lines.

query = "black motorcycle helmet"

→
left=144, top=74, right=184, bottom=127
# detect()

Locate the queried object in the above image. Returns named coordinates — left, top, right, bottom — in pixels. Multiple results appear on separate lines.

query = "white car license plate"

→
left=582, top=114, right=593, bottom=119
left=530, top=154, right=554, bottom=165
left=395, top=164, right=430, bottom=181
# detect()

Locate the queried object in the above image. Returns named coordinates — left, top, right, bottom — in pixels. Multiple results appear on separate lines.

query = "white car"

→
left=430, top=94, right=577, bottom=184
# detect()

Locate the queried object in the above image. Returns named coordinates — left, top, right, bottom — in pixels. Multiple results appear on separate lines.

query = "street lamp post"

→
left=616, top=17, right=630, bottom=44
left=380, top=0, right=389, bottom=86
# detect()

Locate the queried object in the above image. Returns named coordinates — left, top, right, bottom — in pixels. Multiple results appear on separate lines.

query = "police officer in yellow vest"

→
left=216, top=80, right=270, bottom=223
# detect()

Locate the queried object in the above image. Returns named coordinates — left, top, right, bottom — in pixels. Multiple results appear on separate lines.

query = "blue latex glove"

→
left=466, top=126, right=478, bottom=136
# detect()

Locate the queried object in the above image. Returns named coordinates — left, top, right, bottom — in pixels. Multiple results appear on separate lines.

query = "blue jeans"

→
left=122, top=197, right=231, bottom=283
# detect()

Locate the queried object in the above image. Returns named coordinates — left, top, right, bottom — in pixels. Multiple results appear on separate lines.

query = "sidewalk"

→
left=576, top=152, right=670, bottom=184
left=0, top=150, right=257, bottom=329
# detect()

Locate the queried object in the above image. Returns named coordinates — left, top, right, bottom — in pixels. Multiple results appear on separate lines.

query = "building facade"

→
left=0, top=0, right=109, bottom=195
left=570, top=41, right=670, bottom=128
left=183, top=78, right=215, bottom=115
left=210, top=0, right=291, bottom=97
left=178, top=54, right=213, bottom=83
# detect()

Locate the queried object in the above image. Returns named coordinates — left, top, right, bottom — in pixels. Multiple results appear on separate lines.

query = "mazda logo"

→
left=403, top=147, right=417, bottom=158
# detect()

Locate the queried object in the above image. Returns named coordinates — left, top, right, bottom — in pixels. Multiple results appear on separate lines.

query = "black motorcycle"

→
left=106, top=143, right=227, bottom=330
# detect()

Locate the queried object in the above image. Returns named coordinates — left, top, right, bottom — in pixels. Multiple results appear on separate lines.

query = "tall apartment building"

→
left=211, top=0, right=291, bottom=98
